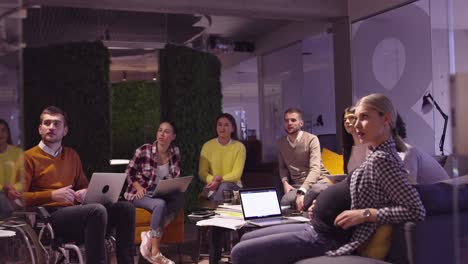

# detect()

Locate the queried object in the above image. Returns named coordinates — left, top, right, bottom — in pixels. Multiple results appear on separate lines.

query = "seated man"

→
left=20, top=106, right=135, bottom=264
left=278, top=108, right=330, bottom=210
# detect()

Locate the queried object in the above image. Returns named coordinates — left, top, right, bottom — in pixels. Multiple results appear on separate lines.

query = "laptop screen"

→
left=239, top=188, right=282, bottom=220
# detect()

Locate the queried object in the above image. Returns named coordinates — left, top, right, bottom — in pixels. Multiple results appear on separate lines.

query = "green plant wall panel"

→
left=159, top=44, right=222, bottom=212
left=111, top=80, right=160, bottom=160
left=23, top=41, right=110, bottom=177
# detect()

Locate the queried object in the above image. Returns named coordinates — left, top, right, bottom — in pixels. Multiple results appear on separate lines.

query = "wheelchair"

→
left=0, top=215, right=45, bottom=264
left=8, top=206, right=116, bottom=264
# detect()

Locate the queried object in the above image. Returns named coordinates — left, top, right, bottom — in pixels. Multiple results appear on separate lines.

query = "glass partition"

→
left=0, top=0, right=23, bottom=219
left=351, top=0, right=441, bottom=155
left=351, top=1, right=467, bottom=263
left=0, top=1, right=28, bottom=262
left=261, top=42, right=303, bottom=162
left=221, top=57, right=259, bottom=142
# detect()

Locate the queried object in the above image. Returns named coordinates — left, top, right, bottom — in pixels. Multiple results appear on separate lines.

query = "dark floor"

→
left=126, top=223, right=232, bottom=264
left=1, top=214, right=233, bottom=264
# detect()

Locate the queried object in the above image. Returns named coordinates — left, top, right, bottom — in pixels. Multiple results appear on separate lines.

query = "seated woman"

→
left=303, top=107, right=368, bottom=210
left=342, top=107, right=370, bottom=174
left=395, top=115, right=450, bottom=184
left=198, top=113, right=246, bottom=202
left=124, top=121, right=183, bottom=264
left=0, top=118, right=23, bottom=219
left=231, top=93, right=426, bottom=264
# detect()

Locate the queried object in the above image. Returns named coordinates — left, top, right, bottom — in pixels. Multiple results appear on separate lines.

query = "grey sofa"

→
left=296, top=175, right=468, bottom=264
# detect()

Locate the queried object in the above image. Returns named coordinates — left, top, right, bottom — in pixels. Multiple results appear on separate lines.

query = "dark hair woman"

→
left=342, top=107, right=370, bottom=174
left=124, top=121, right=183, bottom=264
left=198, top=113, right=246, bottom=202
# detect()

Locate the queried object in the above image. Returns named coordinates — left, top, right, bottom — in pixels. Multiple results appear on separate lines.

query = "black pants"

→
left=49, top=202, right=135, bottom=264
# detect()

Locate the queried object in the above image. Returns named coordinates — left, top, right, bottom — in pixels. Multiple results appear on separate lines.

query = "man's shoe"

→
left=139, top=231, right=151, bottom=259
left=149, top=252, right=175, bottom=264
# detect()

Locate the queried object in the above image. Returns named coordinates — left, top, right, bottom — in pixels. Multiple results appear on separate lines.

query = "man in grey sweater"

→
left=278, top=108, right=330, bottom=211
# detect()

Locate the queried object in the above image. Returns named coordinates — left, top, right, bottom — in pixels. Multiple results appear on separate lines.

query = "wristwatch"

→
left=363, top=208, right=371, bottom=219
left=296, top=189, right=305, bottom=196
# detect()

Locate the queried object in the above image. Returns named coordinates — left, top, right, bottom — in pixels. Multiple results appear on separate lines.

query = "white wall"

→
left=261, top=42, right=304, bottom=161
left=351, top=1, right=445, bottom=155
left=302, top=33, right=336, bottom=136
left=223, top=97, right=260, bottom=140
left=427, top=0, right=452, bottom=156
left=263, top=42, right=304, bottom=111
left=221, top=58, right=260, bottom=141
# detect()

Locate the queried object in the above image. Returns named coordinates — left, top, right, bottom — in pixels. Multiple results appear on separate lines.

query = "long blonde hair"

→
left=355, top=93, right=407, bottom=151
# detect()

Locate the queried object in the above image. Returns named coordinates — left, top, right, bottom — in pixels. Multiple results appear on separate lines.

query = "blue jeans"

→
left=280, top=183, right=329, bottom=208
left=0, top=192, right=14, bottom=219
left=132, top=191, right=184, bottom=237
left=49, top=201, right=135, bottom=264
left=209, top=182, right=240, bottom=203
left=231, top=223, right=339, bottom=264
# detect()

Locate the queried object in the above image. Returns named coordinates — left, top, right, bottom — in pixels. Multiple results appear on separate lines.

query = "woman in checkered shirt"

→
left=124, top=121, right=182, bottom=264
left=231, top=94, right=425, bottom=264
left=327, top=93, right=426, bottom=256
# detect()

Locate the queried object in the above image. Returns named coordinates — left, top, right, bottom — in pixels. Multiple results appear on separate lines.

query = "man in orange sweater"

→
left=21, top=106, right=135, bottom=264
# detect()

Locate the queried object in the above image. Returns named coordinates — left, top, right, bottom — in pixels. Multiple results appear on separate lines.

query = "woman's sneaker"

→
left=149, top=252, right=175, bottom=264
left=140, top=231, right=151, bottom=260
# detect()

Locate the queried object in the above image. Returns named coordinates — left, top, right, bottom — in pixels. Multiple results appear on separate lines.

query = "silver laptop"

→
left=145, top=176, right=193, bottom=197
left=83, top=173, right=126, bottom=205
left=239, top=188, right=302, bottom=227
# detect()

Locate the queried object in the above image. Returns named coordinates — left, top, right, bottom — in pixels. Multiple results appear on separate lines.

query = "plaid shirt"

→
left=327, top=139, right=426, bottom=256
left=124, top=141, right=181, bottom=200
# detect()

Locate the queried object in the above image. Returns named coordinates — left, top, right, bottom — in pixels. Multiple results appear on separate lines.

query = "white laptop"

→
left=83, top=173, right=126, bottom=205
left=145, top=176, right=193, bottom=197
left=239, top=188, right=303, bottom=227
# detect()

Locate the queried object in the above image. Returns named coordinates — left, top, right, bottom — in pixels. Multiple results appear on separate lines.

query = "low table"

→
left=189, top=200, right=244, bottom=264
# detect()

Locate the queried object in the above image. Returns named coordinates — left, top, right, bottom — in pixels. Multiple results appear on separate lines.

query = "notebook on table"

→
left=239, top=188, right=304, bottom=227
left=145, top=176, right=193, bottom=197
left=83, top=173, right=127, bottom=205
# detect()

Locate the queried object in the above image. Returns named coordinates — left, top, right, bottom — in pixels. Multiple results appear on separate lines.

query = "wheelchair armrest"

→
left=36, top=207, right=51, bottom=222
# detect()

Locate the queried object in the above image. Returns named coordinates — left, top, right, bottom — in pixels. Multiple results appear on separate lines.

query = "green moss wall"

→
left=159, top=44, right=222, bottom=211
left=23, top=41, right=110, bottom=176
left=110, top=80, right=160, bottom=159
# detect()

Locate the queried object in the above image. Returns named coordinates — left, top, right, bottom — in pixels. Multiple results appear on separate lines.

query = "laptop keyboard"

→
left=250, top=217, right=298, bottom=226
left=253, top=218, right=282, bottom=223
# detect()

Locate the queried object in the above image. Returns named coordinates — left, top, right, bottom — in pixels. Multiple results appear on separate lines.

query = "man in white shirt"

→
left=277, top=108, right=330, bottom=211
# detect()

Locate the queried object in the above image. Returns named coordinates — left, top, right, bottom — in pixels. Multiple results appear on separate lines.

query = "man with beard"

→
left=277, top=108, right=330, bottom=211
left=20, top=106, right=135, bottom=264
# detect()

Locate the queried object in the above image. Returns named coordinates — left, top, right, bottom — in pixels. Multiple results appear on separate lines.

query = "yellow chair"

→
left=108, top=160, right=185, bottom=245
left=134, top=208, right=185, bottom=245
left=321, top=147, right=345, bottom=175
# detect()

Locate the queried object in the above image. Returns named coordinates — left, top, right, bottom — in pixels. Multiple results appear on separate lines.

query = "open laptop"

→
left=83, top=173, right=126, bottom=205
left=145, top=176, right=193, bottom=198
left=239, top=188, right=303, bottom=227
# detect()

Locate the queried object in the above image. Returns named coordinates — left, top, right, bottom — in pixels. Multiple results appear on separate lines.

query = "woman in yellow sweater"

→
left=199, top=113, right=246, bottom=202
left=0, top=118, right=22, bottom=218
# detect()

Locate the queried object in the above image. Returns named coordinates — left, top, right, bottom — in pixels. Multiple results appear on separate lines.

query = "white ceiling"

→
left=0, top=0, right=420, bottom=100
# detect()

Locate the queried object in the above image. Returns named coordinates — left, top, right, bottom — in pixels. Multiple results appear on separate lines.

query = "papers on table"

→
left=215, top=204, right=243, bottom=219
left=196, top=217, right=247, bottom=230
left=217, top=204, right=242, bottom=212
left=193, top=204, right=310, bottom=229
left=215, top=210, right=244, bottom=219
